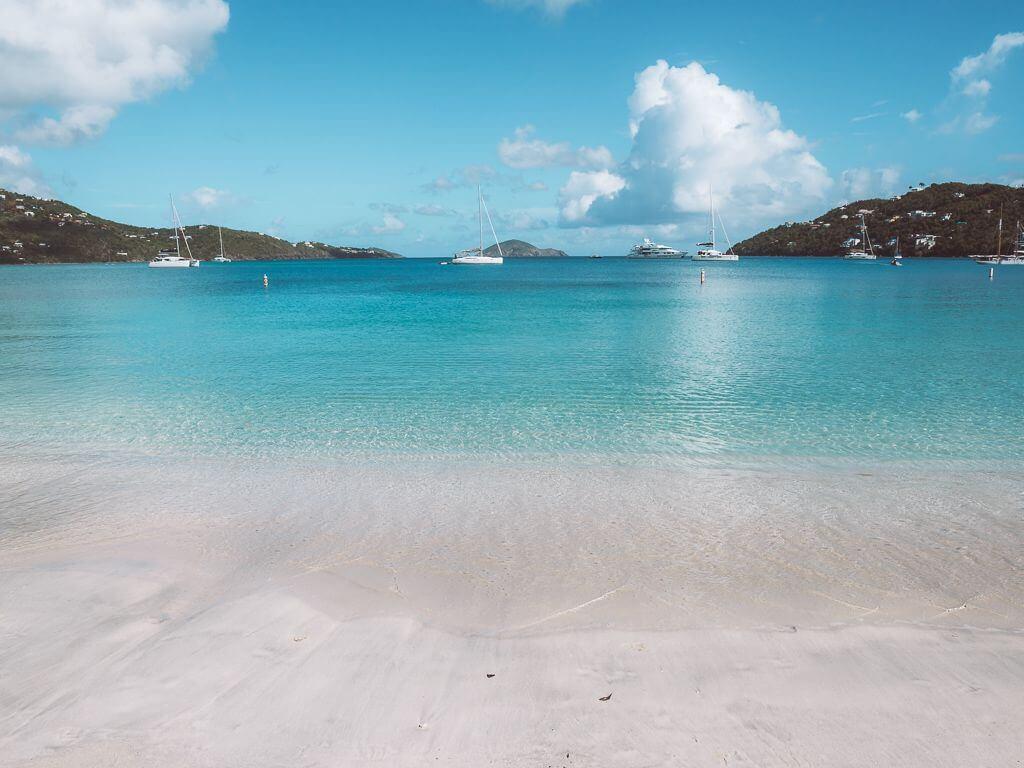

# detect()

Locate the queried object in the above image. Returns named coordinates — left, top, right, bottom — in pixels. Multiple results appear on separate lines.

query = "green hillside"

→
left=734, top=182, right=1024, bottom=257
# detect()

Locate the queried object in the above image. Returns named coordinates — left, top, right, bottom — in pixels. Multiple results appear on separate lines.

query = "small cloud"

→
left=839, top=167, right=901, bottom=200
left=498, top=125, right=614, bottom=169
left=998, top=153, right=1024, bottom=163
left=902, top=109, right=922, bottom=123
left=951, top=32, right=1024, bottom=82
left=371, top=213, right=406, bottom=234
left=850, top=111, right=886, bottom=123
left=14, top=105, right=117, bottom=146
left=413, top=203, right=456, bottom=216
left=962, top=78, right=992, bottom=97
left=264, top=164, right=280, bottom=175
left=0, top=144, right=49, bottom=196
left=184, top=186, right=233, bottom=209
left=485, top=0, right=587, bottom=18
left=526, top=181, right=548, bottom=191
left=421, top=164, right=506, bottom=193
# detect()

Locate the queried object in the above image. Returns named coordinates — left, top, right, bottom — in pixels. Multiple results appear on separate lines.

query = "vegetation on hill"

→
left=482, top=239, right=568, bottom=258
left=0, top=189, right=402, bottom=264
left=733, top=182, right=1024, bottom=257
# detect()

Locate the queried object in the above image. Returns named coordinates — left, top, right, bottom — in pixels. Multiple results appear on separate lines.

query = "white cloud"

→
left=0, top=0, right=229, bottom=143
left=559, top=170, right=626, bottom=223
left=559, top=61, right=831, bottom=228
left=498, top=125, right=613, bottom=169
left=0, top=144, right=48, bottom=195
left=371, top=213, right=406, bottom=234
left=486, top=0, right=586, bottom=18
left=185, top=186, right=232, bottom=208
left=962, top=78, right=992, bottom=97
left=413, top=203, right=456, bottom=216
left=939, top=32, right=1024, bottom=134
left=951, top=32, right=1024, bottom=82
left=839, top=167, right=900, bottom=200
left=851, top=112, right=886, bottom=123
left=526, top=181, right=548, bottom=191
left=902, top=109, right=922, bottom=123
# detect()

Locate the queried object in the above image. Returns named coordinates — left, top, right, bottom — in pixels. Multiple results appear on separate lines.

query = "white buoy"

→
left=263, top=273, right=269, bottom=287
left=989, top=267, right=994, bottom=280
left=700, top=269, right=706, bottom=285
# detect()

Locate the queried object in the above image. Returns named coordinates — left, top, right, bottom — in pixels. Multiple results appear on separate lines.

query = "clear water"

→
left=1, top=258, right=1022, bottom=464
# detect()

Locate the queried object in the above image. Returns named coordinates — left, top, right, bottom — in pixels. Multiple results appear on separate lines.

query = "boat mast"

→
left=997, top=205, right=1003, bottom=257
left=171, top=195, right=181, bottom=259
left=218, top=226, right=225, bottom=259
left=709, top=185, right=716, bottom=250
left=478, top=186, right=484, bottom=257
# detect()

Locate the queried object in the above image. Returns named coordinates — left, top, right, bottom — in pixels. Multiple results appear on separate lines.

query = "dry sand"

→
left=2, top=452, right=1023, bottom=766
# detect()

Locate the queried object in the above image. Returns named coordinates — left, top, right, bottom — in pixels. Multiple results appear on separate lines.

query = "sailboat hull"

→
left=451, top=255, right=503, bottom=265
left=692, top=252, right=739, bottom=261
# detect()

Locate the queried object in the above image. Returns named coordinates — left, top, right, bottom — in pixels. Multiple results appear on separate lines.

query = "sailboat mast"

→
left=171, top=195, right=181, bottom=259
left=997, top=205, right=1003, bottom=257
left=218, top=226, right=225, bottom=259
left=478, top=187, right=484, bottom=257
left=709, top=186, right=716, bottom=249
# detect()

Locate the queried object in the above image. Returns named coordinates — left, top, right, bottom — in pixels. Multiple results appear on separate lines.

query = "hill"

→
left=733, top=182, right=1024, bottom=257
left=0, top=189, right=402, bottom=264
left=483, top=239, right=568, bottom=258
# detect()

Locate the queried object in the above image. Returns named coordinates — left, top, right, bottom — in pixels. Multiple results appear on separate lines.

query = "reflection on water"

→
left=1, top=258, right=1022, bottom=462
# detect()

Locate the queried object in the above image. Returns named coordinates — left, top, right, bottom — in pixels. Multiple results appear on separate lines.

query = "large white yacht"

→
left=451, top=187, right=504, bottom=265
left=149, top=196, right=199, bottom=268
left=628, top=238, right=686, bottom=258
left=692, top=188, right=739, bottom=261
left=843, top=214, right=877, bottom=260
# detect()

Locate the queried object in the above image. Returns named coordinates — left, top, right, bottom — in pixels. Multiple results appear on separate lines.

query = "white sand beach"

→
left=2, top=454, right=1023, bottom=766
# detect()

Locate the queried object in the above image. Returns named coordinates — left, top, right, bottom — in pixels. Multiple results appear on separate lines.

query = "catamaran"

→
left=451, top=188, right=504, bottom=265
left=843, top=214, right=877, bottom=260
left=972, top=210, right=1024, bottom=265
left=149, top=196, right=199, bottom=268
left=212, top=227, right=232, bottom=262
left=692, top=187, right=739, bottom=261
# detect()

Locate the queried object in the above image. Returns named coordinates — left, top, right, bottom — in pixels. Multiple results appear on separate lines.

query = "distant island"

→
left=0, top=189, right=402, bottom=264
left=734, top=182, right=1024, bottom=257
left=483, top=239, right=568, bottom=258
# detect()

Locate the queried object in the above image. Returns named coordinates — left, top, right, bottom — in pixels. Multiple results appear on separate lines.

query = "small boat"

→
left=692, top=187, right=739, bottom=261
left=628, top=238, right=685, bottom=258
left=890, top=236, right=903, bottom=266
left=212, top=227, right=232, bottom=262
left=589, top=253, right=603, bottom=259
left=149, top=195, right=199, bottom=268
left=843, top=214, right=877, bottom=260
left=451, top=187, right=504, bottom=265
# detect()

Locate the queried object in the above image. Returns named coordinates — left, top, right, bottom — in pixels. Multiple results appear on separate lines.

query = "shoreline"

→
left=3, top=451, right=1023, bottom=765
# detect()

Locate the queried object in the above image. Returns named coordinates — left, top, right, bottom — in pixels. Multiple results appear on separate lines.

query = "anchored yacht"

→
left=692, top=188, right=739, bottom=261
left=843, top=214, right=877, bottom=260
left=972, top=214, right=1024, bottom=265
left=149, top=196, right=199, bottom=268
left=451, top=187, right=504, bottom=265
left=212, top=227, right=232, bottom=262
left=628, top=238, right=686, bottom=258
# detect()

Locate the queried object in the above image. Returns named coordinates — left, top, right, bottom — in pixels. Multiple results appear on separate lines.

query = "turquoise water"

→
left=1, top=258, right=1022, bottom=463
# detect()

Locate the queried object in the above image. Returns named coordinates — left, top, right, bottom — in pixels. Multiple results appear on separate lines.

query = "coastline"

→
left=2, top=450, right=1022, bottom=766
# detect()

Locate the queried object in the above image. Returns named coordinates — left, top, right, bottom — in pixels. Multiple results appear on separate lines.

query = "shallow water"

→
left=1, top=257, right=1022, bottom=464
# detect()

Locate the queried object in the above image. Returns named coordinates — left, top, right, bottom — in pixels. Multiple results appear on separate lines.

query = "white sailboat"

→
left=692, top=187, right=739, bottom=261
left=843, top=214, right=877, bottom=260
left=212, top=227, right=232, bottom=262
left=972, top=210, right=1024, bottom=265
left=451, top=187, right=504, bottom=265
left=149, top=196, right=200, bottom=268
left=890, top=235, right=903, bottom=266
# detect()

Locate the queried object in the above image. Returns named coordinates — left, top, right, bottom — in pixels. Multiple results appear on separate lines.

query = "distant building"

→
left=843, top=237, right=862, bottom=248
left=909, top=210, right=936, bottom=218
left=914, top=234, right=938, bottom=249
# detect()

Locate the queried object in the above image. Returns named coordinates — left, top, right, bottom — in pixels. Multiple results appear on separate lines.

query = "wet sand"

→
left=2, top=453, right=1023, bottom=766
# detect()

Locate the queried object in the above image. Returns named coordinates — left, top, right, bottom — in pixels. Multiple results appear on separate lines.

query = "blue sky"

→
left=1, top=0, right=1023, bottom=256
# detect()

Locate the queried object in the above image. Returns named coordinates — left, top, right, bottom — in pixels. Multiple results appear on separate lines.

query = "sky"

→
left=1, top=0, right=1023, bottom=257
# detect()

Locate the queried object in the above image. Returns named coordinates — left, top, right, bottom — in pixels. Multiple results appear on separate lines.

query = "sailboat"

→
left=149, top=196, right=200, bottom=268
left=890, top=235, right=903, bottom=266
left=451, top=187, right=504, bottom=265
left=843, top=214, right=877, bottom=260
left=212, top=227, right=232, bottom=262
left=972, top=209, right=1024, bottom=265
left=692, top=187, right=739, bottom=261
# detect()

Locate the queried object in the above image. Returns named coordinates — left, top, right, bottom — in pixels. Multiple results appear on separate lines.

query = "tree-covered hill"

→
left=734, top=182, right=1024, bottom=257
left=0, top=190, right=402, bottom=264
